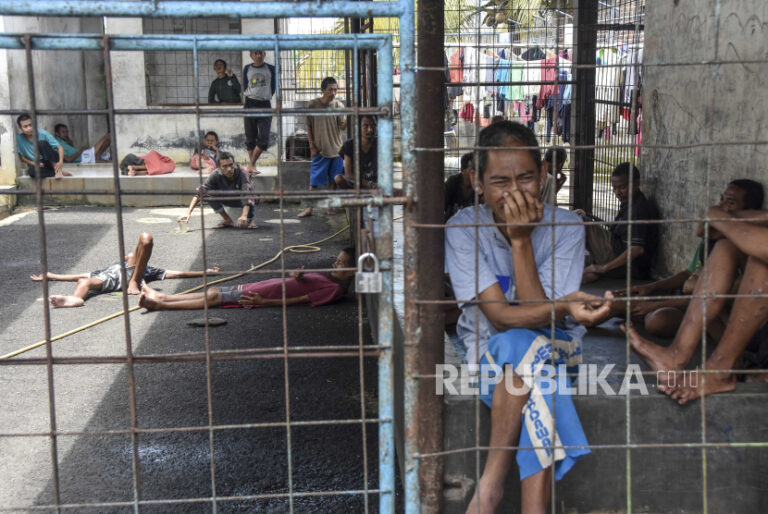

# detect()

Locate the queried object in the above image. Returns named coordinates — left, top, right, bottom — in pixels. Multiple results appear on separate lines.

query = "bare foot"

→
left=465, top=479, right=504, bottom=514
left=246, top=221, right=258, bottom=229
left=746, top=372, right=768, bottom=383
left=247, top=165, right=261, bottom=176
left=49, top=295, right=85, bottom=308
left=62, top=170, right=73, bottom=176
left=621, top=324, right=687, bottom=373
left=297, top=207, right=313, bottom=218
left=658, top=368, right=736, bottom=405
left=138, top=292, right=159, bottom=311
left=214, top=222, right=234, bottom=229
left=126, top=281, right=141, bottom=295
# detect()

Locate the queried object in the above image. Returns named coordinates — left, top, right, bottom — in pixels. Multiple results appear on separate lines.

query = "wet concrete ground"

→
left=0, top=204, right=387, bottom=512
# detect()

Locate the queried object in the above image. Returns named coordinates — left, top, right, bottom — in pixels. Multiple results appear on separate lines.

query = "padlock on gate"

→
left=356, top=252, right=383, bottom=294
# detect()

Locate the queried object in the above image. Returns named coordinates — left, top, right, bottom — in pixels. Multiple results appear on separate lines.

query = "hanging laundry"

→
left=448, top=48, right=463, bottom=99
left=521, top=46, right=545, bottom=61
left=459, top=103, right=475, bottom=122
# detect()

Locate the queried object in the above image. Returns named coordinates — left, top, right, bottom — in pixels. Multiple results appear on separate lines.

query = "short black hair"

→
left=544, top=147, right=567, bottom=164
left=321, top=77, right=338, bottom=91
left=476, top=121, right=540, bottom=181
left=460, top=152, right=474, bottom=170
left=16, top=113, right=31, bottom=127
left=729, top=179, right=764, bottom=210
left=341, top=247, right=356, bottom=264
left=611, top=162, right=641, bottom=182
left=218, top=151, right=234, bottom=163
left=214, top=59, right=226, bottom=68
left=204, top=130, right=219, bottom=141
left=54, top=123, right=67, bottom=134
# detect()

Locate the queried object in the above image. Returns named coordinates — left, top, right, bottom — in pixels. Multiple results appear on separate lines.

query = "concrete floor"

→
left=0, top=205, right=384, bottom=512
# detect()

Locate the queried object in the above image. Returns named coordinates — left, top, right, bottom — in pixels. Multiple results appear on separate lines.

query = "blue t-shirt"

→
left=16, top=129, right=60, bottom=161
left=445, top=203, right=586, bottom=365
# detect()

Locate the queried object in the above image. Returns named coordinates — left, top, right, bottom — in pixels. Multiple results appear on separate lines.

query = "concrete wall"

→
left=102, top=14, right=278, bottom=167
left=642, top=0, right=768, bottom=274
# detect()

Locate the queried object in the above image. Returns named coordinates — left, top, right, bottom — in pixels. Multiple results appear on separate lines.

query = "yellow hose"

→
left=1, top=223, right=351, bottom=360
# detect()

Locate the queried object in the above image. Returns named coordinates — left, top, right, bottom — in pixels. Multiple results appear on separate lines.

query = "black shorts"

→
left=244, top=98, right=272, bottom=151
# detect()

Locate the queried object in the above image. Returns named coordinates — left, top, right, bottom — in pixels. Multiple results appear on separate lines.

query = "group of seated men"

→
left=443, top=120, right=767, bottom=513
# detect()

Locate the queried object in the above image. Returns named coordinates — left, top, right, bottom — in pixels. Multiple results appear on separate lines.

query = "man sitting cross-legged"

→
left=31, top=232, right=220, bottom=308
left=446, top=121, right=612, bottom=514
left=140, top=248, right=355, bottom=311
left=624, top=195, right=768, bottom=404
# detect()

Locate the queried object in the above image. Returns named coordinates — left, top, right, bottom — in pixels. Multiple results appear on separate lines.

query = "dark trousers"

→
left=244, top=98, right=272, bottom=152
left=27, top=140, right=59, bottom=178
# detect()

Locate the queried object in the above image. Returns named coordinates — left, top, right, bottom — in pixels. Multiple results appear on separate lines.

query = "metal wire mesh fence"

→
left=0, top=5, right=407, bottom=511
left=1, top=0, right=768, bottom=513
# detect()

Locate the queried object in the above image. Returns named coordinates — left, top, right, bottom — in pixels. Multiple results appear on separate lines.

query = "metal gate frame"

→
left=0, top=1, right=418, bottom=512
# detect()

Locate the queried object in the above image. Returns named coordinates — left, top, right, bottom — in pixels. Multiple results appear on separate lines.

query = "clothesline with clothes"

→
left=447, top=46, right=573, bottom=141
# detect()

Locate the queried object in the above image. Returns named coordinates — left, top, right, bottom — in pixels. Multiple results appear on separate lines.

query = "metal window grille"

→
left=0, top=0, right=414, bottom=511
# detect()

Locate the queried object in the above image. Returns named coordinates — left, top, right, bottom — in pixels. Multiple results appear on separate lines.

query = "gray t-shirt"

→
left=243, top=63, right=276, bottom=102
left=306, top=98, right=346, bottom=158
left=445, top=203, right=586, bottom=365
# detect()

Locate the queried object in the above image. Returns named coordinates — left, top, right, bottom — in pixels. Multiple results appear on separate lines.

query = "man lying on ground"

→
left=31, top=232, right=219, bottom=308
left=139, top=248, right=355, bottom=310
left=624, top=195, right=768, bottom=404
left=612, top=179, right=763, bottom=337
left=54, top=123, right=111, bottom=163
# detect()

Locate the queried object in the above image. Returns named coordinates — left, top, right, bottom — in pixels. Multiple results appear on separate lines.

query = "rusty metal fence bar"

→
left=0, top=2, right=411, bottom=508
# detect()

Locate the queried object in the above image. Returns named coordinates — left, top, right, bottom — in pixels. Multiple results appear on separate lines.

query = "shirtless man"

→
left=31, top=232, right=219, bottom=308
left=625, top=197, right=768, bottom=404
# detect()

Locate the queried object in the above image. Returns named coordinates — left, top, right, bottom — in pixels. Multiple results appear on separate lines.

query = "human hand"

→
left=236, top=214, right=249, bottom=228
left=584, top=264, right=606, bottom=275
left=630, top=300, right=657, bottom=318
left=682, top=270, right=700, bottom=295
left=310, top=146, right=318, bottom=157
left=207, top=264, right=221, bottom=274
left=177, top=215, right=189, bottom=223
left=30, top=274, right=43, bottom=281
left=501, top=190, right=543, bottom=241
left=614, top=284, right=653, bottom=298
left=291, top=265, right=306, bottom=281
left=565, top=290, right=614, bottom=327
left=239, top=291, right=265, bottom=306
left=226, top=68, right=233, bottom=77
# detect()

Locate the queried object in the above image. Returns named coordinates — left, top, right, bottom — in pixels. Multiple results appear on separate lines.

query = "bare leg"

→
left=50, top=276, right=103, bottom=308
left=93, top=133, right=111, bottom=158
left=140, top=284, right=221, bottom=310
left=644, top=307, right=685, bottom=338
left=521, top=466, right=553, bottom=514
left=126, top=233, right=153, bottom=295
left=662, top=256, right=768, bottom=404
left=31, top=272, right=89, bottom=282
left=247, top=147, right=263, bottom=175
left=466, top=368, right=530, bottom=514
left=625, top=239, right=744, bottom=372
left=298, top=185, right=319, bottom=217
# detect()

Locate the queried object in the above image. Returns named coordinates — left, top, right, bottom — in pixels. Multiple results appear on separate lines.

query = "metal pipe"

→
left=0, top=0, right=404, bottom=19
left=375, top=32, right=397, bottom=514
left=414, top=0, right=445, bottom=512
left=574, top=0, right=598, bottom=212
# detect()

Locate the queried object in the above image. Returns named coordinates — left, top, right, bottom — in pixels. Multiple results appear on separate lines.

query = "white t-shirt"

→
left=445, top=203, right=586, bottom=365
